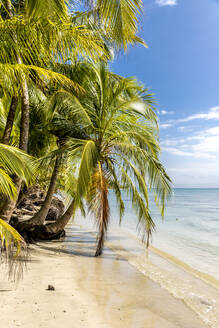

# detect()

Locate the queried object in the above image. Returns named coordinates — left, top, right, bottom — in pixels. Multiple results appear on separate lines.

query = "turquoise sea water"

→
left=108, top=188, right=219, bottom=280
left=74, top=188, right=219, bottom=327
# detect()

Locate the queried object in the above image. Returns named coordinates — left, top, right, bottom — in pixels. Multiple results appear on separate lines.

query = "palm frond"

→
left=116, top=161, right=155, bottom=245
left=25, top=0, right=68, bottom=20
left=0, top=63, right=81, bottom=96
left=76, top=139, right=99, bottom=199
left=0, top=143, right=37, bottom=185
left=87, top=0, right=146, bottom=50
left=106, top=159, right=124, bottom=224
left=0, top=168, right=16, bottom=199
left=0, top=218, right=28, bottom=282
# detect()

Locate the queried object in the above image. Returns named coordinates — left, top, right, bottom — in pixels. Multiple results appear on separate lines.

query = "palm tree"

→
left=1, top=0, right=144, bottom=144
left=45, top=62, right=171, bottom=256
left=0, top=143, right=36, bottom=279
left=25, top=83, right=92, bottom=226
left=0, top=143, right=35, bottom=199
left=0, top=0, right=106, bottom=222
left=78, top=0, right=146, bottom=51
left=0, top=0, right=146, bottom=224
left=24, top=89, right=67, bottom=226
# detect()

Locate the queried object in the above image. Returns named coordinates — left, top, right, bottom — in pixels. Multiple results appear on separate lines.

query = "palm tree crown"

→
left=61, top=62, right=172, bottom=256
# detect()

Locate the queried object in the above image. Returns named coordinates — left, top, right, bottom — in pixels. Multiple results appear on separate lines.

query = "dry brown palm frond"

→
left=87, top=162, right=110, bottom=256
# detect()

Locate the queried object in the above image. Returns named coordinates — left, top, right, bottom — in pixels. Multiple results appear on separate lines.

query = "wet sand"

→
left=0, top=226, right=208, bottom=328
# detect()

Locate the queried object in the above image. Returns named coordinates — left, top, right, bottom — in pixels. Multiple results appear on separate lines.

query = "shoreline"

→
left=1, top=224, right=210, bottom=328
left=150, top=245, right=219, bottom=290
left=74, top=215, right=219, bottom=328
left=103, top=227, right=219, bottom=328
left=110, top=224, right=219, bottom=290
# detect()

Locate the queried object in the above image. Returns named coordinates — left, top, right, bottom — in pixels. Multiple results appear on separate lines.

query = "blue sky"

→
left=111, top=0, right=219, bottom=188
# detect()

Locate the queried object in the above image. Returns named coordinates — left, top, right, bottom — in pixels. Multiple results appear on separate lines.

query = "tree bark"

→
left=19, top=76, right=30, bottom=152
left=27, top=155, right=61, bottom=226
left=0, top=176, right=22, bottom=222
left=5, top=0, right=13, bottom=18
left=0, top=75, right=30, bottom=222
left=0, top=1, right=30, bottom=222
left=45, top=198, right=75, bottom=233
left=2, top=97, right=17, bottom=144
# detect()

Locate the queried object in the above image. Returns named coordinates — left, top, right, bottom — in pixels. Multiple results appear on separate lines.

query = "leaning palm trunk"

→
left=94, top=184, right=109, bottom=257
left=2, top=97, right=18, bottom=145
left=88, top=163, right=110, bottom=257
left=46, top=198, right=75, bottom=233
left=27, top=155, right=61, bottom=226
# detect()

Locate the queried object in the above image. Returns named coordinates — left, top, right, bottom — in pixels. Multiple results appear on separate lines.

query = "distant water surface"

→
left=74, top=188, right=219, bottom=328
left=109, top=188, right=219, bottom=280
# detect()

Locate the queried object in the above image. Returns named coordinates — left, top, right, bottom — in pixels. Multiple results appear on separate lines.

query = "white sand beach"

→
left=0, top=225, right=210, bottom=328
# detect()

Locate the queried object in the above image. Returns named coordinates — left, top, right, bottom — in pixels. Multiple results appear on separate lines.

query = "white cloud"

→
left=161, top=138, right=186, bottom=146
left=177, top=106, right=219, bottom=123
left=160, top=123, right=173, bottom=129
left=184, top=126, right=219, bottom=153
left=192, top=135, right=219, bottom=153
left=178, top=126, right=185, bottom=131
left=161, top=106, right=219, bottom=129
left=161, top=125, right=219, bottom=158
left=167, top=165, right=219, bottom=188
left=160, top=108, right=219, bottom=186
left=187, top=135, right=204, bottom=141
left=177, top=126, right=194, bottom=133
left=161, top=122, right=219, bottom=187
left=161, top=140, right=178, bottom=146
left=156, top=0, right=177, bottom=6
left=205, top=126, right=219, bottom=135
left=160, top=110, right=175, bottom=115
left=162, top=147, right=214, bottom=158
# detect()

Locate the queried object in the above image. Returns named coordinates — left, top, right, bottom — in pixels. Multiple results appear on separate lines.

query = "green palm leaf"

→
left=0, top=218, right=28, bottom=281
left=0, top=143, right=36, bottom=185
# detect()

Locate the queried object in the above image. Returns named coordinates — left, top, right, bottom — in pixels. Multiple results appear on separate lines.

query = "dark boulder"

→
left=46, top=206, right=59, bottom=221
left=9, top=186, right=66, bottom=242
left=13, top=186, right=64, bottom=222
left=45, top=197, right=65, bottom=221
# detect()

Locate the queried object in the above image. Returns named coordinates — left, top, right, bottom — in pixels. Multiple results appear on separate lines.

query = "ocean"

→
left=109, top=188, right=219, bottom=280
left=75, top=188, right=219, bottom=327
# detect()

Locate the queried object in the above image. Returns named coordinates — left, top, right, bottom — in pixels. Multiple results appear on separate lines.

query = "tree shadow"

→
left=32, top=241, right=126, bottom=261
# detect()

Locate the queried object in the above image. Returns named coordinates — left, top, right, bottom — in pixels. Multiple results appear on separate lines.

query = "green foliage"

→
left=0, top=218, right=28, bottom=281
left=0, top=143, right=36, bottom=198
left=60, top=62, right=172, bottom=249
left=84, top=0, right=146, bottom=50
left=0, top=0, right=171, bottom=262
left=0, top=143, right=35, bottom=279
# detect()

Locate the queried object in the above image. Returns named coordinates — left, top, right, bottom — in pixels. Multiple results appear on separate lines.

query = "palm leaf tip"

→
left=0, top=219, right=28, bottom=282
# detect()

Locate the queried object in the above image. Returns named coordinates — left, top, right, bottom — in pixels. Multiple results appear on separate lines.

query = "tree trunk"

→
left=45, top=198, right=75, bottom=234
left=0, top=0, right=30, bottom=222
left=0, top=176, right=22, bottom=222
left=95, top=232, right=105, bottom=257
left=27, top=155, right=61, bottom=226
left=19, top=78, right=29, bottom=152
left=2, top=97, right=18, bottom=145
left=0, top=78, right=30, bottom=222
left=5, top=0, right=13, bottom=18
